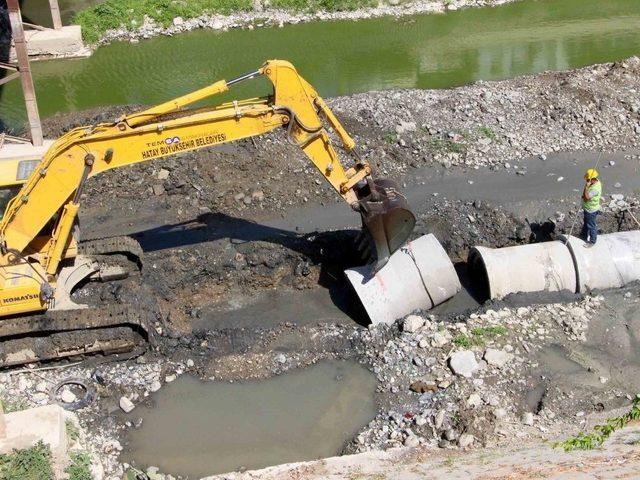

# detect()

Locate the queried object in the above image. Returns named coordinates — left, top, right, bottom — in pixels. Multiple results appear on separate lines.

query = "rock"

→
left=467, top=393, right=482, bottom=408
left=395, top=120, right=417, bottom=135
left=418, top=338, right=429, bottom=348
left=404, top=435, right=420, bottom=447
left=431, top=331, right=451, bottom=348
left=415, top=415, right=427, bottom=427
left=521, top=412, right=534, bottom=426
left=458, top=433, right=475, bottom=448
left=60, top=389, right=76, bottom=404
left=483, top=348, right=513, bottom=368
left=157, top=168, right=170, bottom=180
left=410, top=379, right=437, bottom=393
left=494, top=408, right=507, bottom=420
left=444, top=428, right=457, bottom=441
left=165, top=374, right=177, bottom=383
left=186, top=358, right=195, bottom=368
left=172, top=16, right=184, bottom=26
left=251, top=190, right=265, bottom=202
left=434, top=409, right=446, bottom=429
left=149, top=381, right=162, bottom=393
left=152, top=184, right=165, bottom=196
left=403, top=315, right=425, bottom=333
left=275, top=353, right=287, bottom=364
left=35, top=381, right=49, bottom=394
left=449, top=350, right=479, bottom=378
left=120, top=396, right=135, bottom=413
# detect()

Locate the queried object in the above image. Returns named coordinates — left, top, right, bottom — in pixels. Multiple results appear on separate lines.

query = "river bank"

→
left=37, top=57, right=639, bottom=236
left=75, top=0, right=519, bottom=45
left=4, top=0, right=640, bottom=132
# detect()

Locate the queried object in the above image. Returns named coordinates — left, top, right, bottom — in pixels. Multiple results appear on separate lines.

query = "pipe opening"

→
left=467, top=247, right=492, bottom=302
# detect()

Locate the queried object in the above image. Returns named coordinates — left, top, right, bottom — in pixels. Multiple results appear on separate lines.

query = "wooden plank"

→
left=6, top=0, right=44, bottom=146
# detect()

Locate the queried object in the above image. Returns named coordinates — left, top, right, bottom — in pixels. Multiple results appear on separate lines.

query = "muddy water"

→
left=2, top=0, right=640, bottom=131
left=197, top=287, right=367, bottom=330
left=121, top=360, right=377, bottom=478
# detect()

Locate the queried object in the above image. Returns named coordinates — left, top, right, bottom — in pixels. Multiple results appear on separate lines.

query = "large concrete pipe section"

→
left=469, top=231, right=640, bottom=299
left=345, top=234, right=461, bottom=325
left=563, top=231, right=640, bottom=293
left=468, top=242, right=576, bottom=300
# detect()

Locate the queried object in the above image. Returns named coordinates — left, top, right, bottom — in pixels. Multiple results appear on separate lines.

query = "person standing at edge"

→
left=581, top=168, right=602, bottom=247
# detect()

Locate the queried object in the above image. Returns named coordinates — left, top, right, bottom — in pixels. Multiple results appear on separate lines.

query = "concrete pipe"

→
left=562, top=232, right=640, bottom=293
left=344, top=234, right=461, bottom=325
left=468, top=242, right=577, bottom=300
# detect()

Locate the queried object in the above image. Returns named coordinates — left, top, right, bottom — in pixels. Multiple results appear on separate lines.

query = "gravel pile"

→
left=332, top=57, right=640, bottom=173
left=351, top=294, right=615, bottom=453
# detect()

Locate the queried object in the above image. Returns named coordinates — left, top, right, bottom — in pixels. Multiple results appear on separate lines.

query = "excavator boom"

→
left=0, top=60, right=415, bottom=366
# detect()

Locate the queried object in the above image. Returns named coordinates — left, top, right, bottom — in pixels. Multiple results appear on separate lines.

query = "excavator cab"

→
left=356, top=177, right=416, bottom=271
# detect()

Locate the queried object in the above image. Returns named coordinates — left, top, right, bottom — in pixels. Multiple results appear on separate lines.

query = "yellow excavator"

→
left=0, top=60, right=415, bottom=367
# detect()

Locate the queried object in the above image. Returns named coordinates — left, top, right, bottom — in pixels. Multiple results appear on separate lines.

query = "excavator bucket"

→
left=357, top=178, right=416, bottom=271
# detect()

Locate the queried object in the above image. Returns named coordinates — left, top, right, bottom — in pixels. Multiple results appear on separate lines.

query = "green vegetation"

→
left=477, top=125, right=498, bottom=141
left=74, top=0, right=376, bottom=43
left=428, top=138, right=466, bottom=154
left=384, top=132, right=397, bottom=144
left=66, top=420, right=81, bottom=443
left=0, top=395, right=28, bottom=413
left=452, top=334, right=472, bottom=347
left=453, top=325, right=507, bottom=347
left=74, top=0, right=253, bottom=43
left=471, top=326, right=508, bottom=337
left=269, top=0, right=375, bottom=12
left=65, top=452, right=93, bottom=480
left=0, top=442, right=54, bottom=480
left=554, top=396, right=640, bottom=451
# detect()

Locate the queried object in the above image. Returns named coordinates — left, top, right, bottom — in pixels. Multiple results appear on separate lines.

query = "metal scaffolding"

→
left=2, top=0, right=63, bottom=146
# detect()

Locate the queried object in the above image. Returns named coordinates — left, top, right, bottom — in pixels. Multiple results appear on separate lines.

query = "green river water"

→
left=2, top=0, right=639, bottom=132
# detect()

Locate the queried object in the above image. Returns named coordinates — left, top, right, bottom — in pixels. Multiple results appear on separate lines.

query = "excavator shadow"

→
left=129, top=212, right=371, bottom=326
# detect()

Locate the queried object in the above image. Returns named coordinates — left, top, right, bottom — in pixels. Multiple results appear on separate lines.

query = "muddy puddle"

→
left=196, top=286, right=367, bottom=331
left=121, top=360, right=377, bottom=478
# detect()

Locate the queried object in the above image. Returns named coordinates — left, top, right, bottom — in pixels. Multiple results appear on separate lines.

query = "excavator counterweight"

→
left=0, top=60, right=415, bottom=367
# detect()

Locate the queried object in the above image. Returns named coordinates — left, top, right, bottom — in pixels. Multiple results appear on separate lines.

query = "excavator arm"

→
left=0, top=60, right=415, bottom=318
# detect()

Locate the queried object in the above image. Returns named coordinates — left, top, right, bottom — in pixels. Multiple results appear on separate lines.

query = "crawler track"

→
left=0, top=236, right=154, bottom=368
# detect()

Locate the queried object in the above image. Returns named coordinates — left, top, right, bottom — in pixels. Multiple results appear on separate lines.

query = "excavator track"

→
left=0, top=236, right=153, bottom=368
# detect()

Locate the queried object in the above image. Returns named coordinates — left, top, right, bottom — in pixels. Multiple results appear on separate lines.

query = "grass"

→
left=0, top=441, right=54, bottom=480
left=270, top=0, right=375, bottom=11
left=65, top=452, right=93, bottom=480
left=453, top=325, right=508, bottom=348
left=74, top=0, right=254, bottom=43
left=66, top=420, right=81, bottom=443
left=471, top=326, right=508, bottom=337
left=384, top=132, right=397, bottom=144
left=74, top=0, right=376, bottom=43
left=453, top=334, right=472, bottom=348
left=0, top=396, right=28, bottom=413
left=428, top=138, right=466, bottom=154
left=477, top=125, right=498, bottom=141
left=554, top=396, right=640, bottom=451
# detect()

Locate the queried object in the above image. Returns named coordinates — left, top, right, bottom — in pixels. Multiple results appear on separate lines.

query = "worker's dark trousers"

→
left=581, top=210, right=599, bottom=244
